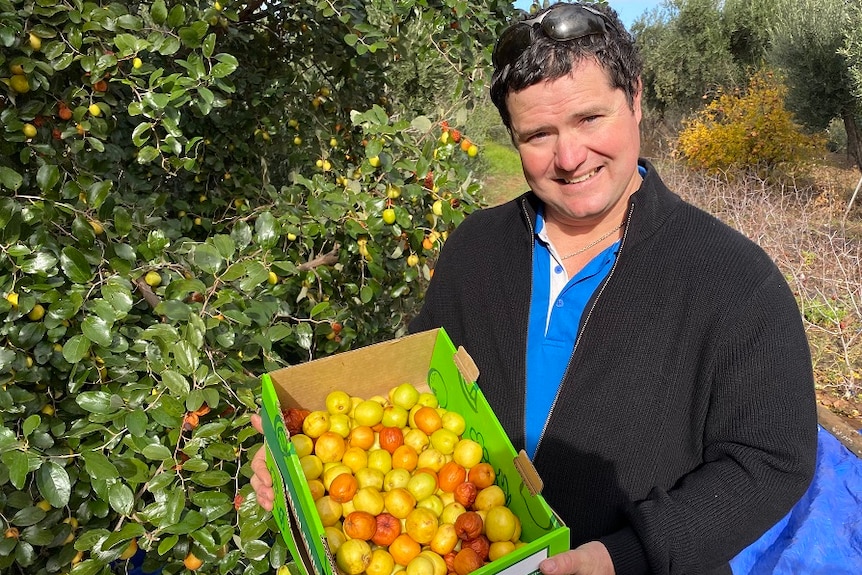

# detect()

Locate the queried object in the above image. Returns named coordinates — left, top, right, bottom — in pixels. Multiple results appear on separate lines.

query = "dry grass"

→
left=480, top=154, right=862, bottom=424
left=655, top=157, right=862, bottom=423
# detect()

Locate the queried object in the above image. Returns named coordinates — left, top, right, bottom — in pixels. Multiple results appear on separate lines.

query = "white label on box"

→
left=496, top=548, right=549, bottom=575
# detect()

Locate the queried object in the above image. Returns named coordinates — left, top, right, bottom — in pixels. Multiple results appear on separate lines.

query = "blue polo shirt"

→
left=525, top=211, right=621, bottom=459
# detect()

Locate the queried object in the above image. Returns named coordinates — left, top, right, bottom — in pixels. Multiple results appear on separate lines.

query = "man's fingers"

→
left=251, top=413, right=264, bottom=434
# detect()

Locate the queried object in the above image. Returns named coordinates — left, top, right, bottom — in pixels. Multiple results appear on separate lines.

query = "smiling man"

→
left=409, top=2, right=818, bottom=574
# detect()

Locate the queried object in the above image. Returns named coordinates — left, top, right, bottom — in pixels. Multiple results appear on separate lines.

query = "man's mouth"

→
left=560, top=167, right=600, bottom=185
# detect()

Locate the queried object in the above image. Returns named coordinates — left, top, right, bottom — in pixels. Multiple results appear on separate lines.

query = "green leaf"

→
left=108, top=482, right=134, bottom=515
left=62, top=335, right=91, bottom=363
left=76, top=391, right=114, bottom=414
left=81, top=315, right=113, bottom=347
left=87, top=180, right=112, bottom=209
left=142, top=444, right=173, bottom=460
left=211, top=53, right=238, bottom=78
left=82, top=451, right=119, bottom=480
left=2, top=451, right=29, bottom=489
left=202, top=32, right=216, bottom=58
left=253, top=211, right=278, bottom=249
left=131, top=121, right=152, bottom=146
left=60, top=246, right=93, bottom=283
left=167, top=4, right=186, bottom=27
left=0, top=167, right=23, bottom=191
left=36, top=164, right=60, bottom=192
left=136, top=146, right=159, bottom=164
left=36, top=461, right=71, bottom=508
left=179, top=21, right=208, bottom=48
left=173, top=340, right=198, bottom=375
left=190, top=470, right=231, bottom=487
left=22, top=415, right=40, bottom=437
left=151, top=0, right=168, bottom=24
left=161, top=370, right=190, bottom=397
left=192, top=243, right=224, bottom=275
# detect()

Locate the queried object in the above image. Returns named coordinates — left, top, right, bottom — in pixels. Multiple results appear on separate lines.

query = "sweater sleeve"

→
left=602, top=270, right=818, bottom=575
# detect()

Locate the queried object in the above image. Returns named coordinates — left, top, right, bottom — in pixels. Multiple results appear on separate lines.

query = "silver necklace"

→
left=560, top=222, right=624, bottom=260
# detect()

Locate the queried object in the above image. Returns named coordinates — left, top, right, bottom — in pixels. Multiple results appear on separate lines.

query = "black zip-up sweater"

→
left=409, top=160, right=817, bottom=575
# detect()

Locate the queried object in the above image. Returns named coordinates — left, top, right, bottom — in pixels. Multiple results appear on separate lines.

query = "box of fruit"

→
left=259, top=327, right=570, bottom=575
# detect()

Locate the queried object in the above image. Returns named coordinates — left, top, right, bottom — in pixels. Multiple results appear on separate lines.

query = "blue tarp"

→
left=731, top=425, right=862, bottom=574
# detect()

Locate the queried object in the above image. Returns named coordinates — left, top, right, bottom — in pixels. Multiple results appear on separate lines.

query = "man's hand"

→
left=249, top=413, right=275, bottom=511
left=539, top=542, right=614, bottom=575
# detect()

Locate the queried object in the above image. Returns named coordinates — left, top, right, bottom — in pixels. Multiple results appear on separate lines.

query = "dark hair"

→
left=489, top=2, right=643, bottom=131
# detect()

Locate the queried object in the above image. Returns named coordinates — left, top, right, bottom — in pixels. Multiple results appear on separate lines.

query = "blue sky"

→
left=512, top=0, right=665, bottom=29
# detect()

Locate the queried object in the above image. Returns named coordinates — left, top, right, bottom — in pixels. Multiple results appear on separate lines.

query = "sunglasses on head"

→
left=492, top=3, right=614, bottom=70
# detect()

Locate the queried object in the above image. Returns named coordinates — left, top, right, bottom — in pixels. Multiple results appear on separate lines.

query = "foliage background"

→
left=0, top=0, right=512, bottom=573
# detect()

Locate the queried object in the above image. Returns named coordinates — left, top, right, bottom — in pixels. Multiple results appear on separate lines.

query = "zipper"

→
left=520, top=196, right=536, bottom=451
left=533, top=202, right=636, bottom=458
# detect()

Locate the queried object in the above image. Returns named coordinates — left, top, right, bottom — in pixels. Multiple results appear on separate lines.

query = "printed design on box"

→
left=514, top=479, right=556, bottom=531
left=429, top=365, right=481, bottom=414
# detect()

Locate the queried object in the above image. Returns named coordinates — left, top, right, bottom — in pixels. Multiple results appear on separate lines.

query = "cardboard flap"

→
left=513, top=450, right=544, bottom=496
left=453, top=346, right=480, bottom=383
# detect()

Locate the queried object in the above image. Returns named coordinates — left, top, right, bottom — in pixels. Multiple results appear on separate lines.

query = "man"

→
left=253, top=3, right=817, bottom=573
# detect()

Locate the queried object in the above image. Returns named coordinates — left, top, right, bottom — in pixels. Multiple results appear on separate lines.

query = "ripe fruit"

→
left=302, top=410, right=331, bottom=438
left=389, top=383, right=419, bottom=410
left=344, top=510, right=378, bottom=540
left=329, top=472, right=358, bottom=503
left=367, top=549, right=396, bottom=575
left=315, top=431, right=346, bottom=463
left=183, top=552, right=203, bottom=571
left=407, top=254, right=420, bottom=267
left=413, top=406, right=442, bottom=435
left=382, top=208, right=397, bottom=225
left=119, top=538, right=138, bottom=560
left=473, top=485, right=506, bottom=511
left=28, top=304, right=45, bottom=321
left=348, top=425, right=375, bottom=450
left=89, top=103, right=102, bottom=117
left=29, top=32, right=41, bottom=51
left=6, top=292, right=19, bottom=307
left=336, top=539, right=372, bottom=575
left=22, top=123, right=37, bottom=138
left=437, top=461, right=467, bottom=492
left=352, top=400, right=384, bottom=427
left=453, top=439, right=483, bottom=468
left=89, top=220, right=104, bottom=235
left=352, top=486, right=385, bottom=516
left=144, top=270, right=161, bottom=287
left=467, top=144, right=478, bottom=157
left=325, top=390, right=352, bottom=415
left=372, top=513, right=402, bottom=546
left=432, top=199, right=444, bottom=216
left=484, top=505, right=517, bottom=542
left=369, top=155, right=381, bottom=168
left=10, top=74, right=29, bottom=93
left=468, top=463, right=496, bottom=489
left=453, top=548, right=483, bottom=575
left=379, top=426, right=404, bottom=454
left=391, top=444, right=419, bottom=471
left=268, top=271, right=279, bottom=285
left=132, top=57, right=143, bottom=69
left=384, top=487, right=416, bottom=519
left=405, top=507, right=438, bottom=544
left=388, top=533, right=421, bottom=566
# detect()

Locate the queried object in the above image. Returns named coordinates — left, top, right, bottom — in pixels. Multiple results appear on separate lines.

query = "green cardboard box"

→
left=260, top=328, right=570, bottom=575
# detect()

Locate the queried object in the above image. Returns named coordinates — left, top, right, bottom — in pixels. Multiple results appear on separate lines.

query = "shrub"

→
left=0, top=0, right=513, bottom=573
left=675, top=69, right=825, bottom=177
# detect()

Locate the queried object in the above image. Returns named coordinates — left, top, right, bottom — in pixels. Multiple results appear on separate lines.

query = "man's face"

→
left=507, top=59, right=643, bottom=228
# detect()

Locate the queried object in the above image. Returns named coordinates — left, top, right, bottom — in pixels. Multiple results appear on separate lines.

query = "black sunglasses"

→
left=492, top=3, right=614, bottom=70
